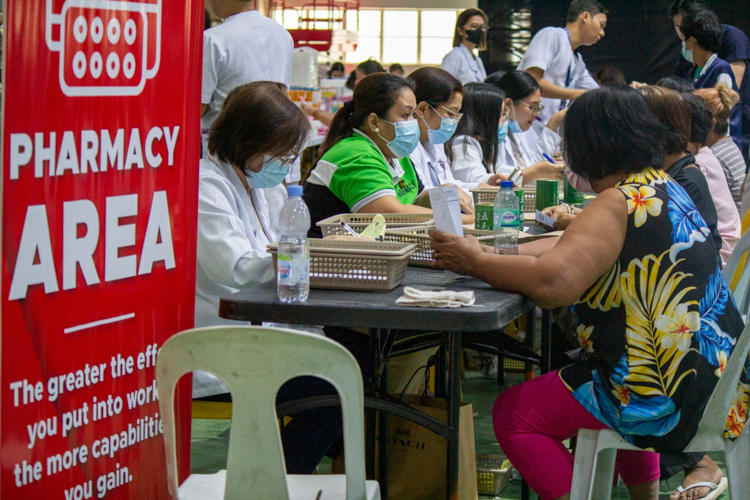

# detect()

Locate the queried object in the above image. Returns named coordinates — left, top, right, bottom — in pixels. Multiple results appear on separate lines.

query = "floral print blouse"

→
left=559, top=167, right=747, bottom=452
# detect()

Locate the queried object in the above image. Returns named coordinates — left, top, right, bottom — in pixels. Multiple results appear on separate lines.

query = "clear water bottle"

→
left=494, top=180, right=519, bottom=255
left=277, top=185, right=311, bottom=302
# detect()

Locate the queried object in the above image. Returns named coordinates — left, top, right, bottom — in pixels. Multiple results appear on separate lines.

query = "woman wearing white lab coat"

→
left=486, top=71, right=566, bottom=185
left=194, top=82, right=353, bottom=475
left=445, top=82, right=510, bottom=185
left=440, top=8, right=489, bottom=85
left=408, top=67, right=487, bottom=208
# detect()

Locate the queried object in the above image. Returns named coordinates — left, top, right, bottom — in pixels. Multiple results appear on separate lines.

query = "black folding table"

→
left=219, top=267, right=552, bottom=500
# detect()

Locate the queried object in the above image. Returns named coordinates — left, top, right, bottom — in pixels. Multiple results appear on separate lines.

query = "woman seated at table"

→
left=196, top=81, right=367, bottom=475
left=304, top=72, right=473, bottom=237
left=485, top=70, right=565, bottom=185
left=408, top=66, right=488, bottom=199
left=444, top=82, right=511, bottom=185
left=684, top=93, right=741, bottom=266
left=430, top=85, right=746, bottom=500
left=544, top=87, right=722, bottom=260
left=695, top=84, right=745, bottom=211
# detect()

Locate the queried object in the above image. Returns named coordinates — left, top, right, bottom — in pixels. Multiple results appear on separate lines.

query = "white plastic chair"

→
left=723, top=230, right=750, bottom=319
left=569, top=320, right=750, bottom=500
left=157, top=326, right=381, bottom=500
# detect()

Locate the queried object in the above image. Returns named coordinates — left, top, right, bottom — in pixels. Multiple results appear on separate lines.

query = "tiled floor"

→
left=190, top=370, right=729, bottom=500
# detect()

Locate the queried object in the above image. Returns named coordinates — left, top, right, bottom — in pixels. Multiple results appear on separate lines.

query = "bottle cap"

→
left=287, top=185, right=303, bottom=197
left=499, top=180, right=514, bottom=188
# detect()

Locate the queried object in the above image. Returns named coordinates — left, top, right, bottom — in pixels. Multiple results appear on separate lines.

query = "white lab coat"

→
left=517, top=27, right=598, bottom=128
left=194, top=154, right=285, bottom=397
left=409, top=142, right=479, bottom=196
left=495, top=124, right=562, bottom=183
left=449, top=127, right=562, bottom=186
left=440, top=44, right=487, bottom=85
left=201, top=11, right=294, bottom=156
left=448, top=136, right=495, bottom=184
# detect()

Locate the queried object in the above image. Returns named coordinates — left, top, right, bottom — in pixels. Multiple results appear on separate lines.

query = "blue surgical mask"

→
left=497, top=120, right=509, bottom=143
left=681, top=40, right=694, bottom=63
left=424, top=106, right=458, bottom=145
left=379, top=119, right=420, bottom=158
left=509, top=106, right=523, bottom=134
left=246, top=155, right=292, bottom=189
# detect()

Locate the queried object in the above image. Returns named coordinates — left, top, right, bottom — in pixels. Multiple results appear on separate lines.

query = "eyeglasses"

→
left=431, top=104, right=463, bottom=122
left=515, top=100, right=545, bottom=116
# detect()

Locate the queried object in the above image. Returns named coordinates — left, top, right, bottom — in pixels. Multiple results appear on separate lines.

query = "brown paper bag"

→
left=376, top=395, right=478, bottom=500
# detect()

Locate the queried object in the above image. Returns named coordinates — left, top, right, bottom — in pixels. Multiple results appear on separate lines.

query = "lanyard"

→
left=246, top=190, right=271, bottom=242
left=560, top=28, right=578, bottom=111
left=426, top=161, right=441, bottom=187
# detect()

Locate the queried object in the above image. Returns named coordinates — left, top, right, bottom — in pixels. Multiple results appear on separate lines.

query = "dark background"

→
left=478, top=0, right=750, bottom=83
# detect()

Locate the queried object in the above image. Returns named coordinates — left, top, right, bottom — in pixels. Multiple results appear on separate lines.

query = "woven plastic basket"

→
left=267, top=239, right=416, bottom=292
left=476, top=455, right=513, bottom=496
left=383, top=226, right=494, bottom=267
left=471, top=187, right=536, bottom=212
left=316, top=213, right=434, bottom=237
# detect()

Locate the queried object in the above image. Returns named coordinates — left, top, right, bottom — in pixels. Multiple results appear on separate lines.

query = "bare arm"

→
left=526, top=67, right=586, bottom=102
left=730, top=60, right=746, bottom=88
left=359, top=195, right=433, bottom=215
left=519, top=236, right=560, bottom=257
left=482, top=235, right=560, bottom=256
left=430, top=188, right=627, bottom=308
left=300, top=98, right=335, bottom=127
left=522, top=161, right=564, bottom=185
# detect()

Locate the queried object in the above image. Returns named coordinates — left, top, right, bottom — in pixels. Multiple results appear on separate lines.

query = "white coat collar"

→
left=459, top=43, right=478, bottom=61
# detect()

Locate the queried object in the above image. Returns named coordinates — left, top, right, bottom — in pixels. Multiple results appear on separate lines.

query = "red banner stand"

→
left=1, top=0, right=201, bottom=497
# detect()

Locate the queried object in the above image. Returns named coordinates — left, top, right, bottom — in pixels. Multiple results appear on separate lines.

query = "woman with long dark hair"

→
left=408, top=67, right=491, bottom=198
left=487, top=70, right=566, bottom=185
left=445, top=82, right=509, bottom=185
left=440, top=8, right=489, bottom=84
left=303, top=73, right=473, bottom=237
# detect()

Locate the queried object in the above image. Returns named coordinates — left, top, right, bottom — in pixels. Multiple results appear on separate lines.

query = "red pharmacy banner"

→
left=1, top=0, right=201, bottom=498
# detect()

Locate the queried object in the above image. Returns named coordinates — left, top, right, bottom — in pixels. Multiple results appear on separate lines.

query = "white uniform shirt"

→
left=409, top=142, right=479, bottom=196
left=441, top=44, right=487, bottom=85
left=201, top=11, right=293, bottom=156
left=194, top=154, right=285, bottom=397
left=448, top=136, right=496, bottom=184
left=495, top=126, right=562, bottom=182
left=517, top=27, right=598, bottom=127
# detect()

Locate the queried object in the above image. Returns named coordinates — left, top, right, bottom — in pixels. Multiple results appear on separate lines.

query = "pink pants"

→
left=492, top=371, right=661, bottom=500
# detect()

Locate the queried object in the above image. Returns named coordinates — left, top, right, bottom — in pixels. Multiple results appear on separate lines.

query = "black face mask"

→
left=465, top=28, right=485, bottom=45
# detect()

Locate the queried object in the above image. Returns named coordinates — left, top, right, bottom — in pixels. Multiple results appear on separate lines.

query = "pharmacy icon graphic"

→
left=45, top=0, right=161, bottom=97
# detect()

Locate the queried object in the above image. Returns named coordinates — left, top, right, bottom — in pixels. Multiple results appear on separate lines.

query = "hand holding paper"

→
left=429, top=185, right=464, bottom=237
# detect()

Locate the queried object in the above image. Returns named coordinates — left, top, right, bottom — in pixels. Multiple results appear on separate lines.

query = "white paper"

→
left=429, top=185, right=464, bottom=236
left=535, top=209, right=557, bottom=228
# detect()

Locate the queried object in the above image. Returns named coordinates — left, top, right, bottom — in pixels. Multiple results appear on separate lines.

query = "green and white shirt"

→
left=303, top=130, right=422, bottom=237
